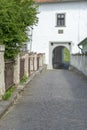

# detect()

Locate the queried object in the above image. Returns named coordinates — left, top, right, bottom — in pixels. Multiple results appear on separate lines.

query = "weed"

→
left=20, top=74, right=27, bottom=83
left=2, top=87, right=15, bottom=100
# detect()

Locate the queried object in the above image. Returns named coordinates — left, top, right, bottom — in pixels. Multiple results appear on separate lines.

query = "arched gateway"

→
left=49, top=42, right=71, bottom=69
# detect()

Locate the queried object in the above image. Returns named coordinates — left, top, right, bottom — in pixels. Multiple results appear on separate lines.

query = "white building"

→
left=31, top=0, right=87, bottom=69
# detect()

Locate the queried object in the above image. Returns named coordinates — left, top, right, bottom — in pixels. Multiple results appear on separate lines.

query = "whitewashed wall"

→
left=71, top=55, right=87, bottom=76
left=31, top=1, right=87, bottom=67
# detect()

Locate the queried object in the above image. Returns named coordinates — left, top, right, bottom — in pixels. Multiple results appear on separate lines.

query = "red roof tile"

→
left=34, top=0, right=86, bottom=3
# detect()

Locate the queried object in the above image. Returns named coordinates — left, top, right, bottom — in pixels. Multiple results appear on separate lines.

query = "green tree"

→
left=64, top=48, right=70, bottom=63
left=0, top=0, right=38, bottom=59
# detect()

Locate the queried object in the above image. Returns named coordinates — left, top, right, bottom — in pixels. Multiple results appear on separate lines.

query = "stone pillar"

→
left=39, top=54, right=43, bottom=67
left=42, top=53, right=45, bottom=65
left=14, top=55, right=20, bottom=85
left=0, top=45, right=5, bottom=97
left=30, top=54, right=34, bottom=74
left=24, top=53, right=28, bottom=77
left=34, top=53, right=37, bottom=71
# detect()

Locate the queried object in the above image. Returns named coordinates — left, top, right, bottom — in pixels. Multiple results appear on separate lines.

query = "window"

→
left=56, top=13, right=65, bottom=27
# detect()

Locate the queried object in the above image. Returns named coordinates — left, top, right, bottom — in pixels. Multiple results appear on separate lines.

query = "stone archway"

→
left=49, top=42, right=71, bottom=69
left=52, top=46, right=70, bottom=69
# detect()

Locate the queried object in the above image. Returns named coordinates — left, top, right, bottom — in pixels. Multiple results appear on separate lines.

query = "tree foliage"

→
left=64, top=48, right=70, bottom=62
left=0, top=0, right=38, bottom=59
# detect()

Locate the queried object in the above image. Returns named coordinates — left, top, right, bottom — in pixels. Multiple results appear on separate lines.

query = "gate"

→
left=5, top=60, right=14, bottom=91
left=33, top=57, right=34, bottom=71
left=20, top=58, right=25, bottom=80
left=28, top=57, right=30, bottom=75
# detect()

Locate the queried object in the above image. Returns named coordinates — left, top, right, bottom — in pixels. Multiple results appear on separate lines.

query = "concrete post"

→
left=41, top=54, right=43, bottom=66
left=0, top=45, right=5, bottom=97
left=30, top=54, right=34, bottom=74
left=14, top=55, right=20, bottom=85
left=24, top=53, right=28, bottom=77
left=42, top=53, right=45, bottom=65
left=38, top=54, right=43, bottom=67
left=34, top=53, right=37, bottom=71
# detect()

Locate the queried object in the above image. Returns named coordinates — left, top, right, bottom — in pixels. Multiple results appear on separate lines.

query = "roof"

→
left=34, top=0, right=87, bottom=3
left=78, top=38, right=87, bottom=46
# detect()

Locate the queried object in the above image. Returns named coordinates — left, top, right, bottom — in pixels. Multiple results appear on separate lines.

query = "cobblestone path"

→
left=0, top=70, right=87, bottom=130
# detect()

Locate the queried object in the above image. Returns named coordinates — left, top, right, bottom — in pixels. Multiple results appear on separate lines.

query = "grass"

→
left=2, top=86, right=15, bottom=100
left=2, top=74, right=27, bottom=100
left=2, top=87, right=15, bottom=100
left=20, top=74, right=27, bottom=83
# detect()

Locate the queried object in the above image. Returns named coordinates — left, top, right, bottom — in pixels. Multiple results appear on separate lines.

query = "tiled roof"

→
left=35, top=0, right=86, bottom=3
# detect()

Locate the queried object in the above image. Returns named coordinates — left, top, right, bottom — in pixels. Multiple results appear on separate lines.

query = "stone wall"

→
left=71, top=54, right=87, bottom=76
left=0, top=45, right=45, bottom=98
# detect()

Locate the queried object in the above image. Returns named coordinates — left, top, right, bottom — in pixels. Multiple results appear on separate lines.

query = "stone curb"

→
left=0, top=65, right=47, bottom=119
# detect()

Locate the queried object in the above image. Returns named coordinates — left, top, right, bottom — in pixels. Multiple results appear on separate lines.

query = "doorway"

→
left=52, top=46, right=70, bottom=69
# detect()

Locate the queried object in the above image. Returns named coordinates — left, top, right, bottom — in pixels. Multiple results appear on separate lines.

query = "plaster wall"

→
left=71, top=55, right=87, bottom=76
left=31, top=1, right=87, bottom=68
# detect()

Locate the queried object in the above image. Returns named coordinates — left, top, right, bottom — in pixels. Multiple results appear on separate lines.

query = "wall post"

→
left=14, top=55, right=20, bottom=85
left=24, top=53, right=29, bottom=77
left=42, top=53, right=45, bottom=65
left=34, top=53, right=37, bottom=71
left=0, top=45, right=5, bottom=98
left=38, top=54, right=43, bottom=67
left=30, top=53, right=34, bottom=74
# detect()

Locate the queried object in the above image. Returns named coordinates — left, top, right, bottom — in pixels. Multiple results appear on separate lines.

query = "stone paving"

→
left=0, top=69, right=87, bottom=130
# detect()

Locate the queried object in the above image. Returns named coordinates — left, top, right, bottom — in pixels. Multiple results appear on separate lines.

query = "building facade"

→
left=31, top=0, right=87, bottom=69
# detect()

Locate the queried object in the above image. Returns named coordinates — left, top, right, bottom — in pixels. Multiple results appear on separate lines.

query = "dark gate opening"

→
left=20, top=58, right=25, bottom=80
left=28, top=57, right=30, bottom=75
left=52, top=46, right=70, bottom=69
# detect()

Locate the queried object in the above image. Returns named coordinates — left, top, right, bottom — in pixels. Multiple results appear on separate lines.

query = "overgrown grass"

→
left=2, top=86, right=15, bottom=100
left=2, top=75, right=27, bottom=100
left=20, top=74, right=27, bottom=83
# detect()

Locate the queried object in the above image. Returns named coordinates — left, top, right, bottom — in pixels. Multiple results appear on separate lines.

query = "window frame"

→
left=56, top=13, right=66, bottom=27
